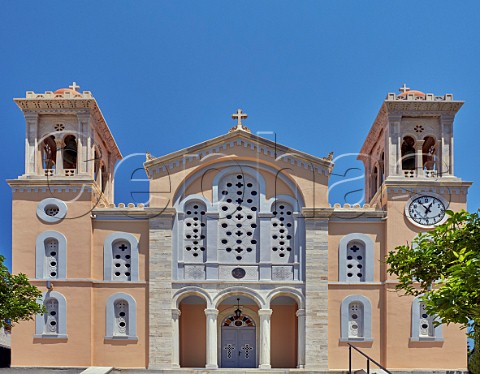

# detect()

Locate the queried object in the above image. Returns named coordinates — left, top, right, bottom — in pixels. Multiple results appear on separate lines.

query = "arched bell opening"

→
left=179, top=295, right=207, bottom=368
left=62, top=135, right=77, bottom=171
left=270, top=295, right=298, bottom=368
left=401, top=136, right=416, bottom=171
left=41, top=135, right=56, bottom=174
left=422, top=136, right=437, bottom=171
left=218, top=295, right=259, bottom=368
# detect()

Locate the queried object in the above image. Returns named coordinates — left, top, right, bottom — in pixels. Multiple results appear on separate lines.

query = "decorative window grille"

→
left=36, top=231, right=67, bottom=280
left=112, top=240, right=132, bottom=281
left=338, top=234, right=374, bottom=283
left=114, top=300, right=129, bottom=336
left=348, top=302, right=364, bottom=338
left=218, top=173, right=260, bottom=262
left=223, top=314, right=255, bottom=327
left=184, top=201, right=207, bottom=262
left=105, top=293, right=137, bottom=340
left=346, top=240, right=365, bottom=282
left=44, top=298, right=59, bottom=335
left=419, top=302, right=434, bottom=337
left=271, top=202, right=294, bottom=262
left=340, top=295, right=372, bottom=342
left=44, top=238, right=59, bottom=279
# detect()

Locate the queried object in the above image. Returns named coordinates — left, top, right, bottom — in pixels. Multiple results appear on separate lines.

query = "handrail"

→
left=348, top=343, right=392, bottom=374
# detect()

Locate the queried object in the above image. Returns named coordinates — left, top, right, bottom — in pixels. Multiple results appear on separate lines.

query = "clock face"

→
left=407, top=195, right=446, bottom=227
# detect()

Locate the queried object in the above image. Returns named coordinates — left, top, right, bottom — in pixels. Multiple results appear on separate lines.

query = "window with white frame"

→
left=271, top=201, right=294, bottom=262
left=411, top=295, right=443, bottom=341
left=340, top=295, right=372, bottom=342
left=36, top=231, right=67, bottom=279
left=105, top=293, right=137, bottom=340
left=338, top=233, right=374, bottom=283
left=104, top=233, right=139, bottom=281
left=35, top=291, right=67, bottom=339
left=183, top=200, right=207, bottom=262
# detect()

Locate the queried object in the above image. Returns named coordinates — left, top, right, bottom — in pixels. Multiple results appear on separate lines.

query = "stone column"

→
left=441, top=115, right=454, bottom=176
left=24, top=113, right=38, bottom=175
left=54, top=138, right=65, bottom=175
left=205, top=308, right=218, bottom=369
left=304, top=218, right=328, bottom=370
left=148, top=214, right=175, bottom=369
left=76, top=113, right=90, bottom=175
left=388, top=115, right=402, bottom=177
left=258, top=308, right=272, bottom=369
left=296, top=308, right=306, bottom=368
left=171, top=309, right=181, bottom=368
left=415, top=140, right=425, bottom=177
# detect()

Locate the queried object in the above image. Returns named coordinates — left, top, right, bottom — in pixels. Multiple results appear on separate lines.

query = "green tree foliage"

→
left=386, top=210, right=480, bottom=373
left=0, top=255, right=45, bottom=329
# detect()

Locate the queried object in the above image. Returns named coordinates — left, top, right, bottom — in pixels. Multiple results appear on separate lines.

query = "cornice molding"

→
left=145, top=131, right=333, bottom=177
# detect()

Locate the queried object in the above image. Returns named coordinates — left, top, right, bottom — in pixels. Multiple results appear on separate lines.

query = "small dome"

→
left=54, top=88, right=80, bottom=95
left=398, top=89, right=425, bottom=97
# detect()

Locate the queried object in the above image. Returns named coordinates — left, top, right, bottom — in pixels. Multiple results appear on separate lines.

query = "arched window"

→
left=270, top=201, right=294, bottom=263
left=401, top=136, right=416, bottom=171
left=338, top=234, right=374, bottom=283
left=36, top=231, right=67, bottom=279
left=35, top=291, right=67, bottom=339
left=411, top=295, right=443, bottom=341
left=105, top=293, right=138, bottom=340
left=217, top=172, right=260, bottom=263
left=62, top=135, right=77, bottom=171
left=41, top=135, right=56, bottom=174
left=422, top=136, right=437, bottom=171
left=183, top=200, right=207, bottom=262
left=340, top=295, right=372, bottom=342
left=104, top=233, right=139, bottom=281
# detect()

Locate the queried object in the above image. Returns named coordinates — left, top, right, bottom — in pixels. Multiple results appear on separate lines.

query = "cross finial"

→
left=229, top=109, right=251, bottom=133
left=232, top=109, right=248, bottom=127
left=399, top=83, right=410, bottom=93
left=69, top=82, right=80, bottom=91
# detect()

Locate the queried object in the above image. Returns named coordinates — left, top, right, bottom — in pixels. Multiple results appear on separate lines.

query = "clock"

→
left=405, top=194, right=447, bottom=227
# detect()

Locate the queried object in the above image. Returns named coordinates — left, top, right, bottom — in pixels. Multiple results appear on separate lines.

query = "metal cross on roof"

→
left=69, top=82, right=80, bottom=91
left=232, top=109, right=248, bottom=127
left=399, top=83, right=410, bottom=93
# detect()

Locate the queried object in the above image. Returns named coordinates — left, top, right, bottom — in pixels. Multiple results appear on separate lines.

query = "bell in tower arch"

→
left=63, top=135, right=77, bottom=169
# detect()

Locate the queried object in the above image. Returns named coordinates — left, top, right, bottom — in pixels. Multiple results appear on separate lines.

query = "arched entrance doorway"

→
left=179, top=295, right=207, bottom=368
left=217, top=295, right=260, bottom=368
left=221, top=311, right=256, bottom=368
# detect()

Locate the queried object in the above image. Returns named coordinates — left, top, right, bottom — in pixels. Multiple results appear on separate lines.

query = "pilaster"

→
left=304, top=218, right=328, bottom=370
left=24, top=112, right=38, bottom=175
left=148, top=215, right=175, bottom=369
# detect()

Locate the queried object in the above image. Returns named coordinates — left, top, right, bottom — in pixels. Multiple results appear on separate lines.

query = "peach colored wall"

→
left=271, top=304, right=297, bottom=368
left=12, top=285, right=92, bottom=367
left=179, top=303, right=206, bottom=367
left=92, top=287, right=147, bottom=368
left=328, top=287, right=382, bottom=370
left=384, top=286, right=466, bottom=370
left=11, top=191, right=94, bottom=279
left=328, top=222, right=385, bottom=282
left=92, top=221, right=149, bottom=281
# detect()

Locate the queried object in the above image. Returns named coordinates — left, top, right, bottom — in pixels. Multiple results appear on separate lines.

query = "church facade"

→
left=8, top=84, right=471, bottom=371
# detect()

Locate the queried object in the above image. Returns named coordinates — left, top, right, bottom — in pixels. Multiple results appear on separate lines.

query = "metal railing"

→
left=348, top=343, right=392, bottom=374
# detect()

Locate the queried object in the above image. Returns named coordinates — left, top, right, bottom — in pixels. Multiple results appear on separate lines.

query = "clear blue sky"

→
left=1, top=1, right=479, bottom=270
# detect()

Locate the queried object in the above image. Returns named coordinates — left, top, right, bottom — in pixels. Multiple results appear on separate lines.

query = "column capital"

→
left=296, top=308, right=306, bottom=317
left=171, top=308, right=181, bottom=319
left=258, top=308, right=273, bottom=317
left=204, top=308, right=218, bottom=317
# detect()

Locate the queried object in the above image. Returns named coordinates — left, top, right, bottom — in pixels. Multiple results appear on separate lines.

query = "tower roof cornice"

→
left=13, top=90, right=122, bottom=160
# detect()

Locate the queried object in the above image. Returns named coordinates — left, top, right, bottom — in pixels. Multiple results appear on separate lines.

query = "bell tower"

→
left=359, top=84, right=465, bottom=205
left=12, top=83, right=122, bottom=203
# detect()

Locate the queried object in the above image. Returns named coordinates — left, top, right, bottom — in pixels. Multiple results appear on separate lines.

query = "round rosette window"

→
left=37, top=198, right=68, bottom=223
